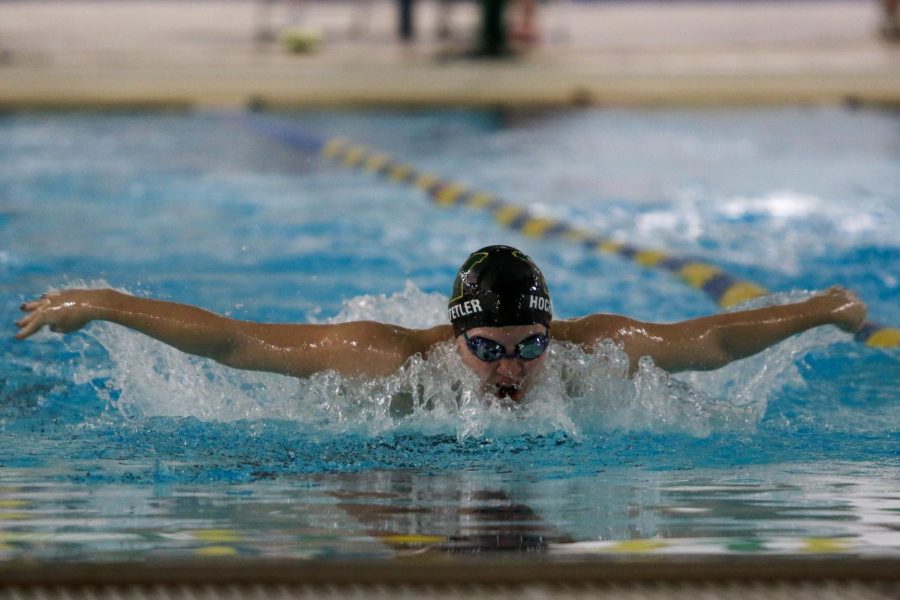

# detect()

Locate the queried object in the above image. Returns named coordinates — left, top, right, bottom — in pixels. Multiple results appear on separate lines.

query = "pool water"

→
left=1, top=107, right=898, bottom=561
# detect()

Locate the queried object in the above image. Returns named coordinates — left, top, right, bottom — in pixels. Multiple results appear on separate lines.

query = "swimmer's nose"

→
left=495, top=357, right=524, bottom=377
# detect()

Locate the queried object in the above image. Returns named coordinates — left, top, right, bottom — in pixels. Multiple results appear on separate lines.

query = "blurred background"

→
left=1, top=0, right=898, bottom=108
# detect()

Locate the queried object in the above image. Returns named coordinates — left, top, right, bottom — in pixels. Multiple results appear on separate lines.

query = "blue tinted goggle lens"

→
left=464, top=333, right=550, bottom=362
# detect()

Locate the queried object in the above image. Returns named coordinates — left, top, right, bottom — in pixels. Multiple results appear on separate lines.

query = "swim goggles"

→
left=464, top=331, right=550, bottom=362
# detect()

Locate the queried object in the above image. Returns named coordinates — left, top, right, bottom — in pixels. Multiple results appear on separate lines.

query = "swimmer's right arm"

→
left=16, top=289, right=453, bottom=378
left=553, top=286, right=867, bottom=374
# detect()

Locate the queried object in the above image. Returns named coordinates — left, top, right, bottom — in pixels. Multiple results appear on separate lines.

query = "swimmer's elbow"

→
left=685, top=335, right=742, bottom=372
left=652, top=340, right=735, bottom=373
left=689, top=349, right=735, bottom=372
left=209, top=334, right=255, bottom=370
left=211, top=331, right=292, bottom=375
left=215, top=343, right=306, bottom=378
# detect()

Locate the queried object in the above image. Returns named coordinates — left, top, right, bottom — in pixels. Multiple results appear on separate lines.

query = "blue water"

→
left=1, top=107, right=898, bottom=560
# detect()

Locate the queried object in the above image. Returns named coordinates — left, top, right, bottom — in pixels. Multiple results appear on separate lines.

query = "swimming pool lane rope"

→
left=243, top=115, right=899, bottom=349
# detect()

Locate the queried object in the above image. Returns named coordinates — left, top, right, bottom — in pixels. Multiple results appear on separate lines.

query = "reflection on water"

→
left=1, top=464, right=897, bottom=561
left=331, top=471, right=571, bottom=553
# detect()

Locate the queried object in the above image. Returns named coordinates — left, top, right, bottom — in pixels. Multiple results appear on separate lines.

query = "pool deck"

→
left=1, top=0, right=900, bottom=109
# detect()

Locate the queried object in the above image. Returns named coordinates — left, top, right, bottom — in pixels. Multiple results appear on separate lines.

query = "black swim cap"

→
left=448, top=245, right=552, bottom=336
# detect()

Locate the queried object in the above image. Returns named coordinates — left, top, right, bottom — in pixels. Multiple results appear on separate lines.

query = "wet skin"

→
left=17, top=287, right=867, bottom=387
left=455, top=323, right=549, bottom=404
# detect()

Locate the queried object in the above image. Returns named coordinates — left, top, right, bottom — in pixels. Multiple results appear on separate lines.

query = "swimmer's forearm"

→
left=680, top=303, right=833, bottom=369
left=18, top=288, right=254, bottom=366
left=77, top=289, right=247, bottom=363
left=65, top=290, right=342, bottom=376
left=558, top=287, right=867, bottom=373
left=664, top=288, right=866, bottom=371
left=18, top=288, right=318, bottom=374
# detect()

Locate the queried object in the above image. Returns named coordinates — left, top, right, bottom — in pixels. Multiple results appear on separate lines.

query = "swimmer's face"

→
left=456, top=323, right=550, bottom=404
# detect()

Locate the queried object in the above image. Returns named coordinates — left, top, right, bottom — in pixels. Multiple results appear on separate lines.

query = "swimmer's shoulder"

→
left=314, top=321, right=452, bottom=358
left=405, top=323, right=455, bottom=356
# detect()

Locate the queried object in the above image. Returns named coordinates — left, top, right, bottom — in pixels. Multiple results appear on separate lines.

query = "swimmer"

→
left=15, top=245, right=867, bottom=404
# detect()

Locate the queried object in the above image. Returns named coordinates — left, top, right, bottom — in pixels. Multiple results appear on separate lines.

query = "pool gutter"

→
left=1, top=555, right=898, bottom=586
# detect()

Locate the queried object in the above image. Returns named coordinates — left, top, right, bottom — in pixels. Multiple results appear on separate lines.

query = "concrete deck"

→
left=1, top=0, right=899, bottom=108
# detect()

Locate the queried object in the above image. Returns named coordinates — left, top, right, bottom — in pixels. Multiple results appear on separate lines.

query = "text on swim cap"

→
left=529, top=295, right=552, bottom=313
left=448, top=299, right=482, bottom=321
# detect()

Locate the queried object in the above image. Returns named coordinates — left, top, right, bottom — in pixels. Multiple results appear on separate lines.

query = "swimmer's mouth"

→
left=494, top=383, right=521, bottom=400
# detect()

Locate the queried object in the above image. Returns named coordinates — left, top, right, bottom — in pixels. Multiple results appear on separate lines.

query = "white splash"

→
left=318, top=280, right=448, bottom=328
left=719, top=190, right=818, bottom=220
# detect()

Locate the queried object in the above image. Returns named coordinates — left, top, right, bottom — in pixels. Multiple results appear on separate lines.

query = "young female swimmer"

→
left=16, top=245, right=867, bottom=404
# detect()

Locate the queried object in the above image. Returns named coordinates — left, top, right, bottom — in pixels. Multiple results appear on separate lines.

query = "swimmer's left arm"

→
left=555, top=287, right=867, bottom=373
left=15, top=288, right=454, bottom=379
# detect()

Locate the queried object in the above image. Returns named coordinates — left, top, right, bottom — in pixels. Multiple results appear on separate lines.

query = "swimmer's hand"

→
left=15, top=289, right=102, bottom=340
left=810, top=286, right=867, bottom=334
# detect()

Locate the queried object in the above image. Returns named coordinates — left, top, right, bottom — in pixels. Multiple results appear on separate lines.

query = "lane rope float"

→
left=242, top=115, right=899, bottom=349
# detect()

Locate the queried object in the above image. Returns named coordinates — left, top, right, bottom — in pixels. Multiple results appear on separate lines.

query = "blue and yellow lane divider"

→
left=243, top=116, right=900, bottom=349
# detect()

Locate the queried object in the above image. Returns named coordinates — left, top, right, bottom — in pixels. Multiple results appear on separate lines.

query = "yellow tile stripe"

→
left=195, top=546, right=239, bottom=556
left=610, top=539, right=670, bottom=553
left=192, top=529, right=242, bottom=543
left=382, top=534, right=447, bottom=545
left=802, top=537, right=851, bottom=553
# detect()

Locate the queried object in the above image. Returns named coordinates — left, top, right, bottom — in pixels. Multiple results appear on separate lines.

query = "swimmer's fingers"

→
left=15, top=293, right=88, bottom=340
left=15, top=320, right=44, bottom=340
left=15, top=311, right=47, bottom=340
left=15, top=296, right=53, bottom=339
left=20, top=295, right=51, bottom=313
left=819, top=286, right=867, bottom=333
left=823, top=285, right=855, bottom=300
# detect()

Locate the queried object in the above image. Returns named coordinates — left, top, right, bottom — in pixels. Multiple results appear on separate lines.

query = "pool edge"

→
left=1, top=555, right=898, bottom=586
